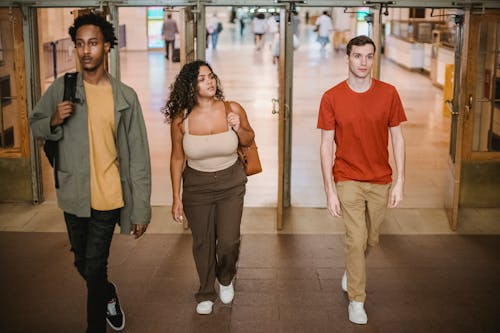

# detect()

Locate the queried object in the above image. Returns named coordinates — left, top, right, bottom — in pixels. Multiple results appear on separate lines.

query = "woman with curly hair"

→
left=163, top=60, right=255, bottom=315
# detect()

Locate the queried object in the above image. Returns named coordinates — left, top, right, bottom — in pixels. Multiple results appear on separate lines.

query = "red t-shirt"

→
left=317, top=79, right=407, bottom=184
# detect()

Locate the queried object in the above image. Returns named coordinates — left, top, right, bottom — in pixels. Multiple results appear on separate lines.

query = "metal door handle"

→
left=464, top=95, right=472, bottom=119
left=272, top=98, right=279, bottom=115
left=445, top=99, right=459, bottom=115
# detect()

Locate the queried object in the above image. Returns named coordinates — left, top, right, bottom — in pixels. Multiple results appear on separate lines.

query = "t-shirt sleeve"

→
left=388, top=88, right=407, bottom=127
left=317, top=92, right=335, bottom=130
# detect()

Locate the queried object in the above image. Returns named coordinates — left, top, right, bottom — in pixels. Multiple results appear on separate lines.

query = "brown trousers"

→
left=182, top=160, right=247, bottom=302
left=336, top=181, right=391, bottom=303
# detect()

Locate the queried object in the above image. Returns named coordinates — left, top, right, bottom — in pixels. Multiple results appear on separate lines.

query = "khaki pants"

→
left=182, top=160, right=247, bottom=302
left=336, top=181, right=391, bottom=302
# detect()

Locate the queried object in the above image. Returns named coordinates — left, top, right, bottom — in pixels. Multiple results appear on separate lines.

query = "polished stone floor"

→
left=1, top=232, right=499, bottom=333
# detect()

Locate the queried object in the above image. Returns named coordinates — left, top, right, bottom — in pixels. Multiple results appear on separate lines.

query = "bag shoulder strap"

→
left=223, top=100, right=233, bottom=116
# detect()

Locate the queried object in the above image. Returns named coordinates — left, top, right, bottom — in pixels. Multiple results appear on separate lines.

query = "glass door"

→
left=147, top=7, right=164, bottom=49
left=444, top=11, right=465, bottom=230
left=469, top=11, right=500, bottom=154
left=0, top=7, right=32, bottom=202
left=445, top=9, right=500, bottom=229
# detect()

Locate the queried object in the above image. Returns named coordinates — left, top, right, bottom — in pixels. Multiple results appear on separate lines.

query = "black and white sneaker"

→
left=106, top=283, right=125, bottom=331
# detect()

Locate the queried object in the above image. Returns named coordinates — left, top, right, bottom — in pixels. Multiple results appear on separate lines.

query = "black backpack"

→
left=43, top=72, right=78, bottom=188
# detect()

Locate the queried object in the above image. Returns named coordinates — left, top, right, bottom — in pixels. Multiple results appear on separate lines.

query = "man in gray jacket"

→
left=30, top=13, right=151, bottom=333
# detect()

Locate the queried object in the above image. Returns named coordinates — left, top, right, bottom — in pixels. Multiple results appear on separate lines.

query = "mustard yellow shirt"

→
left=84, top=81, right=124, bottom=210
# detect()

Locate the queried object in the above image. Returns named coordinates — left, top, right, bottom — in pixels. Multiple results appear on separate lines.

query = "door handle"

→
left=445, top=99, right=459, bottom=115
left=272, top=98, right=279, bottom=115
left=271, top=98, right=290, bottom=119
left=464, top=95, right=473, bottom=119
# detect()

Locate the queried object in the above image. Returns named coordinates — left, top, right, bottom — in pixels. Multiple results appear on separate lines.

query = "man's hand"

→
left=50, top=101, right=75, bottom=127
left=326, top=192, right=342, bottom=218
left=131, top=224, right=148, bottom=239
left=388, top=181, right=403, bottom=208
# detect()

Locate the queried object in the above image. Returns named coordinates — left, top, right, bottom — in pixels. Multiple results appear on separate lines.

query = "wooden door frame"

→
left=179, top=6, right=196, bottom=65
left=0, top=7, right=29, bottom=159
left=447, top=9, right=500, bottom=229
left=461, top=9, right=500, bottom=162
left=445, top=9, right=469, bottom=230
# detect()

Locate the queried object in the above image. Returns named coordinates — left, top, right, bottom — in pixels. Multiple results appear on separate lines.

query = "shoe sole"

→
left=107, top=317, right=126, bottom=331
left=196, top=309, right=212, bottom=315
left=107, top=283, right=125, bottom=331
left=349, top=316, right=367, bottom=325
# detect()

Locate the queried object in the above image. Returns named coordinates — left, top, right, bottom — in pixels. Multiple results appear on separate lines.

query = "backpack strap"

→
left=47, top=72, right=79, bottom=188
left=63, top=72, right=79, bottom=103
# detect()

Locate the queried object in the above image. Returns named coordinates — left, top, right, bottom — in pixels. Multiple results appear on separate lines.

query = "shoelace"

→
left=107, top=298, right=117, bottom=316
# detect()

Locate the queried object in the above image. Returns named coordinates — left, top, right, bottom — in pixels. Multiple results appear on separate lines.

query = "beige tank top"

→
left=182, top=115, right=238, bottom=172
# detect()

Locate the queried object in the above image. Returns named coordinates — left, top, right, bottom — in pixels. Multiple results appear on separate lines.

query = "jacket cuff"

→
left=44, top=119, right=63, bottom=141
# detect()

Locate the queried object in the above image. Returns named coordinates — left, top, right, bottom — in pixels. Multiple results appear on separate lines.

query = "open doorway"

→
left=203, top=5, right=283, bottom=208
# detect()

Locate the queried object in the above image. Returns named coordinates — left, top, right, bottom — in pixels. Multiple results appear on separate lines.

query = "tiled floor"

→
left=1, top=232, right=499, bottom=333
left=2, top=16, right=500, bottom=333
left=2, top=203, right=500, bottom=235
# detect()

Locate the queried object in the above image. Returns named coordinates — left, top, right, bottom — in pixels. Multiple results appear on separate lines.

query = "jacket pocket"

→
left=55, top=170, right=77, bottom=203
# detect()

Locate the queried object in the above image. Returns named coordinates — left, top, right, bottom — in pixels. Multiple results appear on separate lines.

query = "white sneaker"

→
left=196, top=301, right=214, bottom=315
left=348, top=301, right=368, bottom=324
left=219, top=282, right=234, bottom=304
left=341, top=271, right=347, bottom=292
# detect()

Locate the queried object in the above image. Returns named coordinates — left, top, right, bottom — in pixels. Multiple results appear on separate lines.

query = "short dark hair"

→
left=68, top=13, right=117, bottom=48
left=346, top=35, right=376, bottom=56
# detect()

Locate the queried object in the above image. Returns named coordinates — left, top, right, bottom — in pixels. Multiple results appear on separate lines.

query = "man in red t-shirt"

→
left=317, top=35, right=406, bottom=325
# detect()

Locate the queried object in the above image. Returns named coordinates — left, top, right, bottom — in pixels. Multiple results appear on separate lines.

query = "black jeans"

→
left=64, top=208, right=120, bottom=333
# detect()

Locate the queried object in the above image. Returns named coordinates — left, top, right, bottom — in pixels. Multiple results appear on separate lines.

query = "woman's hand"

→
left=226, top=101, right=254, bottom=146
left=170, top=115, right=186, bottom=224
left=171, top=199, right=184, bottom=224
left=227, top=112, right=241, bottom=131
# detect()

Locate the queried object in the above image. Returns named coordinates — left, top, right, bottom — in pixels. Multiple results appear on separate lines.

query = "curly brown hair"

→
left=162, top=60, right=224, bottom=123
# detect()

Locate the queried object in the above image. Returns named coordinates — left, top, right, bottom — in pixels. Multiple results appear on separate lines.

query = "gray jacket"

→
left=29, top=73, right=152, bottom=234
